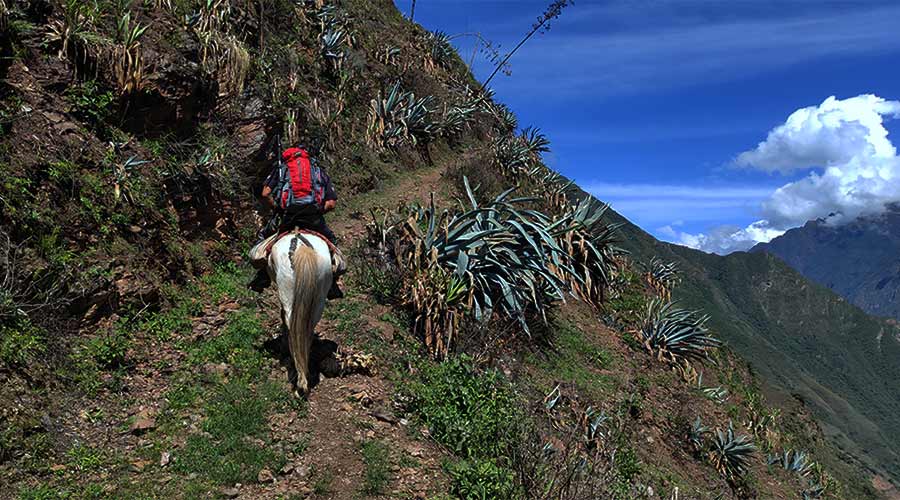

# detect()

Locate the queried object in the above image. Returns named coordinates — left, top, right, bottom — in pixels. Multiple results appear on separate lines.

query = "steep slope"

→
left=593, top=193, right=900, bottom=485
left=752, top=204, right=900, bottom=320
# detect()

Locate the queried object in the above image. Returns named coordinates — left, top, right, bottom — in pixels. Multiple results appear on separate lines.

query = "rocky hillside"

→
left=752, top=204, right=900, bottom=320
left=0, top=0, right=887, bottom=499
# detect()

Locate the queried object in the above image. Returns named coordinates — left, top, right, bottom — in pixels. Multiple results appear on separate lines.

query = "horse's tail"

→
left=288, top=244, right=327, bottom=396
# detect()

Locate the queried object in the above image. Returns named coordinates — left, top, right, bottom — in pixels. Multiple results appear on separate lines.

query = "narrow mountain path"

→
left=240, top=161, right=456, bottom=499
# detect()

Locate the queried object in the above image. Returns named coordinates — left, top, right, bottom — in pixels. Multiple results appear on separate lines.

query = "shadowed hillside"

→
left=752, top=204, right=900, bottom=320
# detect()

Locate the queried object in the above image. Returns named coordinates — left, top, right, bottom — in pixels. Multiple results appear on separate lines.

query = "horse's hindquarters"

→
left=268, top=234, right=332, bottom=397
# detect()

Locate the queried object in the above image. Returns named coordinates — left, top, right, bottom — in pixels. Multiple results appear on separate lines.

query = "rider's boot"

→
left=327, top=278, right=344, bottom=300
left=248, top=269, right=271, bottom=292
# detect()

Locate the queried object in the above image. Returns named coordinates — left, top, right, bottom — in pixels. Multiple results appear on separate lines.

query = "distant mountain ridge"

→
left=752, top=204, right=900, bottom=320
left=571, top=187, right=900, bottom=485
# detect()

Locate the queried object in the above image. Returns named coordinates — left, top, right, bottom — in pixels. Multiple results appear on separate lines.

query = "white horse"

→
left=265, top=232, right=333, bottom=397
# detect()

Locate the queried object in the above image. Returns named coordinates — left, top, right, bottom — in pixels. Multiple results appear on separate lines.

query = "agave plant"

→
left=316, top=4, right=344, bottom=32
left=0, top=0, right=9, bottom=34
left=46, top=0, right=98, bottom=62
left=640, top=299, right=721, bottom=364
left=645, top=257, right=679, bottom=301
left=768, top=449, right=814, bottom=477
left=695, top=371, right=728, bottom=402
left=700, top=385, right=728, bottom=404
left=493, top=103, right=518, bottom=132
left=379, top=45, right=401, bottom=66
left=193, top=0, right=229, bottom=33
left=745, top=396, right=780, bottom=439
left=400, top=93, right=439, bottom=144
left=113, top=9, right=149, bottom=94
left=544, top=384, right=563, bottom=412
left=440, top=104, right=478, bottom=137
left=581, top=406, right=609, bottom=446
left=493, top=127, right=551, bottom=175
left=426, top=30, right=455, bottom=69
left=197, top=30, right=249, bottom=98
left=374, top=179, right=574, bottom=356
left=530, top=166, right=575, bottom=213
left=367, top=82, right=438, bottom=148
left=709, top=423, right=756, bottom=480
left=688, top=416, right=709, bottom=452
left=553, top=197, right=624, bottom=308
left=321, top=26, right=352, bottom=72
left=522, top=127, right=551, bottom=156
left=802, top=484, right=826, bottom=500
left=368, top=81, right=405, bottom=146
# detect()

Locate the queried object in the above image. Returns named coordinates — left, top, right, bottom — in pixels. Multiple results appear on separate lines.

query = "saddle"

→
left=249, top=229, right=346, bottom=276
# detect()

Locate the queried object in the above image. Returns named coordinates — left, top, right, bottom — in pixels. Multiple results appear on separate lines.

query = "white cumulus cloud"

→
left=735, top=95, right=900, bottom=173
left=678, top=94, right=900, bottom=254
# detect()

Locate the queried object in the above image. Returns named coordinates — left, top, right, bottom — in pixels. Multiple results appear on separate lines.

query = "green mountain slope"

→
left=596, top=194, right=900, bottom=483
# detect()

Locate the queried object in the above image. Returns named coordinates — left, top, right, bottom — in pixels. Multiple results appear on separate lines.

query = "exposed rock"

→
left=203, top=362, right=230, bottom=377
left=222, top=486, right=240, bottom=498
left=159, top=451, right=171, bottom=467
left=257, top=468, right=275, bottom=483
left=129, top=410, right=156, bottom=435
left=295, top=464, right=311, bottom=479
left=130, top=460, right=152, bottom=472
left=370, top=410, right=398, bottom=425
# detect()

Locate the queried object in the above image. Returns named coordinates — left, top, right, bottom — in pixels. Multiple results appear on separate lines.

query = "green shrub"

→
left=85, top=330, right=130, bottom=369
left=0, top=318, right=45, bottom=367
left=403, top=355, right=521, bottom=460
left=446, top=458, right=517, bottom=500
left=65, top=80, right=115, bottom=129
left=17, top=485, right=67, bottom=500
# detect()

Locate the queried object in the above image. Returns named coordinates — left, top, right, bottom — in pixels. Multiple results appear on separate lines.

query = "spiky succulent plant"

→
left=372, top=178, right=579, bottom=356
left=688, top=416, right=709, bottom=452
left=493, top=103, right=518, bottom=132
left=640, top=299, right=721, bottom=364
left=768, top=449, right=815, bottom=477
left=321, top=28, right=347, bottom=69
left=493, top=127, right=551, bottom=175
left=368, top=82, right=438, bottom=148
left=709, top=423, right=756, bottom=479
left=553, top=197, right=624, bottom=308
left=701, top=385, right=729, bottom=404
left=426, top=30, right=455, bottom=69
left=645, top=257, right=679, bottom=300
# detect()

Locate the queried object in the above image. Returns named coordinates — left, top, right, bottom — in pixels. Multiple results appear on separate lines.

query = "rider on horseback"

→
left=249, top=141, right=344, bottom=298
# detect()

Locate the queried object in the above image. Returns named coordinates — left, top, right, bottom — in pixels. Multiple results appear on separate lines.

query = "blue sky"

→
left=393, top=0, right=900, bottom=253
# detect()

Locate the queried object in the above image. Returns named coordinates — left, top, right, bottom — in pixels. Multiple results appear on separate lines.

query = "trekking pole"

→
left=274, top=134, right=282, bottom=165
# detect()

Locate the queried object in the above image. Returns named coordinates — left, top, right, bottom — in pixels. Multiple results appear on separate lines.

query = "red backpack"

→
left=275, top=147, right=326, bottom=213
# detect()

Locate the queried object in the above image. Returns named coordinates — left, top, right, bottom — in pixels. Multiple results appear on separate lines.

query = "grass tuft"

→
left=361, top=440, right=391, bottom=495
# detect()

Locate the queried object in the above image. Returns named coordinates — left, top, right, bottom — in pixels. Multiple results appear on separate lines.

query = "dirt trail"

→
left=332, top=164, right=451, bottom=243
left=241, top=163, right=454, bottom=499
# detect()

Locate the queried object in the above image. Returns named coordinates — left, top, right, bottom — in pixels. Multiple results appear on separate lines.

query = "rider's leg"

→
left=250, top=213, right=283, bottom=292
left=255, top=212, right=282, bottom=244
left=304, top=216, right=345, bottom=299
